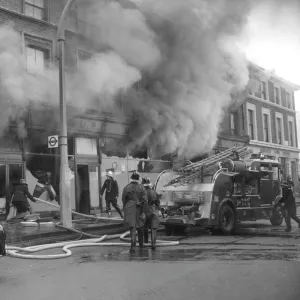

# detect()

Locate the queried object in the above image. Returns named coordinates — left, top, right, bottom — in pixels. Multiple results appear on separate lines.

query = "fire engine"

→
left=154, top=146, right=284, bottom=235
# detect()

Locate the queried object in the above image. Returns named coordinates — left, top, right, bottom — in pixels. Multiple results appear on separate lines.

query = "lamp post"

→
left=57, top=0, right=75, bottom=227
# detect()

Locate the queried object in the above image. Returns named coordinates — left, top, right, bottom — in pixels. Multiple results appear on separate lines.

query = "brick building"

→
left=244, top=63, right=300, bottom=184
left=0, top=0, right=170, bottom=217
left=209, top=62, right=300, bottom=189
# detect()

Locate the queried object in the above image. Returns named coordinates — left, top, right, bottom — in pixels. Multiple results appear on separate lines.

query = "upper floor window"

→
left=25, top=0, right=45, bottom=20
left=262, top=109, right=271, bottom=143
left=274, top=86, right=281, bottom=105
left=260, top=81, right=267, bottom=100
left=286, top=92, right=292, bottom=109
left=26, top=46, right=49, bottom=74
left=288, top=116, right=296, bottom=147
left=247, top=103, right=257, bottom=140
left=230, top=113, right=237, bottom=135
left=275, top=113, right=284, bottom=145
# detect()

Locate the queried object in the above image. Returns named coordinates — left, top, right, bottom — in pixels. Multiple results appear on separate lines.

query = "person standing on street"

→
left=286, top=175, right=294, bottom=192
left=100, top=171, right=123, bottom=218
left=142, top=177, right=160, bottom=250
left=280, top=179, right=300, bottom=232
left=122, top=171, right=147, bottom=253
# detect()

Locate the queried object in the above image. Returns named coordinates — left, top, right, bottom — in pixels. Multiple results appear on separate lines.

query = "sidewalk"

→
left=2, top=211, right=125, bottom=247
left=3, top=201, right=300, bottom=247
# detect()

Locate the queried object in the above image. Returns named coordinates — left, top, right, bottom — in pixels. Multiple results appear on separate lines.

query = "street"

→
left=1, top=230, right=300, bottom=300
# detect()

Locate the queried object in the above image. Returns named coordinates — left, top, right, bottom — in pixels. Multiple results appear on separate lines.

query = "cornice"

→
left=247, top=95, right=296, bottom=114
left=249, top=140, right=300, bottom=153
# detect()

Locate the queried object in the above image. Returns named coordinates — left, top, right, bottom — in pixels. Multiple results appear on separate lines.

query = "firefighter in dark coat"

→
left=100, top=171, right=123, bottom=218
left=122, top=171, right=147, bottom=253
left=11, top=179, right=36, bottom=214
left=142, top=177, right=160, bottom=250
left=281, top=179, right=300, bottom=232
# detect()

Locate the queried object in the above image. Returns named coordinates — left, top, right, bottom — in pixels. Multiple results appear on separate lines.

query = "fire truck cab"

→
left=156, top=152, right=284, bottom=235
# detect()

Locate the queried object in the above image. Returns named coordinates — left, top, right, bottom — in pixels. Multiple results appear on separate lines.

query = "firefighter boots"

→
left=129, top=228, right=136, bottom=253
left=137, top=229, right=144, bottom=248
left=144, top=228, right=149, bottom=244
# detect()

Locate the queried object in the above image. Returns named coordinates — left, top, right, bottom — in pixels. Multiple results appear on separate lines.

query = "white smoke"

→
left=77, top=0, right=251, bottom=157
left=0, top=0, right=299, bottom=158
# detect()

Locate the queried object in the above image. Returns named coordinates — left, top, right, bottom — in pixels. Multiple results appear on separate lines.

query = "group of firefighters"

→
left=101, top=171, right=160, bottom=253
left=4, top=167, right=300, bottom=251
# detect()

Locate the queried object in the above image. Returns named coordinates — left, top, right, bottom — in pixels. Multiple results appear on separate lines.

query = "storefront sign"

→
left=69, top=118, right=130, bottom=137
left=252, top=146, right=297, bottom=159
left=215, top=138, right=247, bottom=150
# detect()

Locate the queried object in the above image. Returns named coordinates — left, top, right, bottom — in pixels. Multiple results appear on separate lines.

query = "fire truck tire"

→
left=269, top=205, right=283, bottom=226
left=218, top=204, right=236, bottom=235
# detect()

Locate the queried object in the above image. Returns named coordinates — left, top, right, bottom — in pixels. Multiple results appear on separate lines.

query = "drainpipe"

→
left=57, top=0, right=75, bottom=227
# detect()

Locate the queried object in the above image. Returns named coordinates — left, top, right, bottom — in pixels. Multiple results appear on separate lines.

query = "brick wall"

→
left=0, top=0, right=22, bottom=13
left=245, top=97, right=297, bottom=146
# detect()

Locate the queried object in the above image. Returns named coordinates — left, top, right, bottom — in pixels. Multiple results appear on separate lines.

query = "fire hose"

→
left=5, top=197, right=179, bottom=259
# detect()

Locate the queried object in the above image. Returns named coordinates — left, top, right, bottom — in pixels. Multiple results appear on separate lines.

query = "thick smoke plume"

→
left=77, top=0, right=251, bottom=158
left=1, top=0, right=299, bottom=158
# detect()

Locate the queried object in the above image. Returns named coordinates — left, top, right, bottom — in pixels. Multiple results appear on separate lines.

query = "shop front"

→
left=248, top=142, right=300, bottom=186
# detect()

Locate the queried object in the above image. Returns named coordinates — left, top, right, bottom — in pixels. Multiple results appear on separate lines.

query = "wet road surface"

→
left=1, top=230, right=300, bottom=300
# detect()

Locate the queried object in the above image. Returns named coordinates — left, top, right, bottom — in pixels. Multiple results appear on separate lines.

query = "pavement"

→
left=1, top=233, right=300, bottom=300
left=1, top=211, right=125, bottom=247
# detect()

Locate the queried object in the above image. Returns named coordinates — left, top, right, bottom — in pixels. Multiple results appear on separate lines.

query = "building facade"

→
left=244, top=63, right=300, bottom=186
left=0, top=0, right=170, bottom=216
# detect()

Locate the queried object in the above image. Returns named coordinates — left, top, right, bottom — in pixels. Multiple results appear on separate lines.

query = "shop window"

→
left=101, top=138, right=127, bottom=158
left=0, top=164, right=6, bottom=199
left=9, top=164, right=23, bottom=185
left=76, top=138, right=97, bottom=155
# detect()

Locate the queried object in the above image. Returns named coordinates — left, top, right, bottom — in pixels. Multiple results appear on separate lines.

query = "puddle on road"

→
left=75, top=246, right=300, bottom=264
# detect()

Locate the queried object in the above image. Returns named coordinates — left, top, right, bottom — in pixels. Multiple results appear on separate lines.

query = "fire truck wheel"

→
left=269, top=205, right=283, bottom=226
left=218, top=204, right=236, bottom=235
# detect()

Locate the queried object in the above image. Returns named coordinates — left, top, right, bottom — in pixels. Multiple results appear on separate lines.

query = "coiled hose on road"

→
left=5, top=198, right=179, bottom=260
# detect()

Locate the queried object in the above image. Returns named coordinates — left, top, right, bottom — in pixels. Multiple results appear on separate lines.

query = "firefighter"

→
left=10, top=179, right=36, bottom=215
left=286, top=175, right=294, bottom=192
left=100, top=171, right=123, bottom=218
left=142, top=177, right=160, bottom=250
left=280, top=180, right=300, bottom=232
left=122, top=171, right=147, bottom=253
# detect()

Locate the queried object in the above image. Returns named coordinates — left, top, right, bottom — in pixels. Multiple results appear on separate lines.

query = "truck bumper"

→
left=160, top=216, right=210, bottom=228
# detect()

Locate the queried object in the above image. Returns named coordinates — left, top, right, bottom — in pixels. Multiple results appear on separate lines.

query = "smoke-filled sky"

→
left=0, top=0, right=299, bottom=158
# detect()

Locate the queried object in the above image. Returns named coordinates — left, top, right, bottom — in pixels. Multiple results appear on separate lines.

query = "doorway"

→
left=77, top=164, right=90, bottom=214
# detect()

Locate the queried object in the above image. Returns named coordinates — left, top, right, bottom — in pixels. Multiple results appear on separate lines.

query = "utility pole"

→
left=57, top=0, right=75, bottom=227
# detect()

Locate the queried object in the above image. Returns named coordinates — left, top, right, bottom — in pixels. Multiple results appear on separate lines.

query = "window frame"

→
left=286, top=91, right=292, bottom=109
left=260, top=80, right=268, bottom=100
left=274, top=84, right=282, bottom=106
left=246, top=103, right=258, bottom=140
left=275, top=112, right=284, bottom=145
left=287, top=116, right=296, bottom=147
left=261, top=108, right=272, bottom=143
left=24, top=33, right=52, bottom=75
left=230, top=113, right=237, bottom=135
left=24, top=0, right=48, bottom=21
